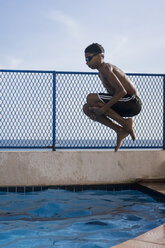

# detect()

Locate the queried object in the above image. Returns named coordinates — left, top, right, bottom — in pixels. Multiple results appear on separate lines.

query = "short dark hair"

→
left=84, top=43, right=105, bottom=54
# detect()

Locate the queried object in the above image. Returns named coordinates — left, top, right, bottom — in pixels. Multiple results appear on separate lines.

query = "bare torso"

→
left=98, top=63, right=138, bottom=96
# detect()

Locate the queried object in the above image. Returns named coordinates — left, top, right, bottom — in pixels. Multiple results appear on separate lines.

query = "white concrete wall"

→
left=0, top=150, right=165, bottom=186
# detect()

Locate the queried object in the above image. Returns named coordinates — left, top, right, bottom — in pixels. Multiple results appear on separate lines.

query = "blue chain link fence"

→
left=0, top=69, right=164, bottom=150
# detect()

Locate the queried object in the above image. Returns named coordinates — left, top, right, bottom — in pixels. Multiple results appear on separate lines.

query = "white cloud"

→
left=107, top=35, right=129, bottom=58
left=4, top=56, right=23, bottom=69
left=10, top=57, right=23, bottom=68
left=46, top=10, right=80, bottom=39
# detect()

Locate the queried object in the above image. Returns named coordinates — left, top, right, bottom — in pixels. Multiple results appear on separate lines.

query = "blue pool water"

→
left=0, top=189, right=165, bottom=248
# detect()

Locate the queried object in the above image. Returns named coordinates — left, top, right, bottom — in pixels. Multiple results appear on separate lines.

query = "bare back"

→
left=98, top=63, right=138, bottom=96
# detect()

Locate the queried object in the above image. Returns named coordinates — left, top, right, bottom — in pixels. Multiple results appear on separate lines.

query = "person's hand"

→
left=89, top=106, right=107, bottom=115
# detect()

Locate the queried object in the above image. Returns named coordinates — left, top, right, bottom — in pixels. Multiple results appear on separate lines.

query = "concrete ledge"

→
left=0, top=150, right=165, bottom=186
left=112, top=224, right=165, bottom=247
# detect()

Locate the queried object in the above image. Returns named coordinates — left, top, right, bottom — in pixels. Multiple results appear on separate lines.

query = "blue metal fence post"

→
left=53, top=71, right=56, bottom=151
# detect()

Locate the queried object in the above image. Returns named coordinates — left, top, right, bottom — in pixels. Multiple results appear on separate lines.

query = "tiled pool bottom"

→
left=0, top=189, right=165, bottom=248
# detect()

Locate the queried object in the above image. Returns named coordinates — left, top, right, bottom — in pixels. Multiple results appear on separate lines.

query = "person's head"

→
left=84, top=43, right=105, bottom=69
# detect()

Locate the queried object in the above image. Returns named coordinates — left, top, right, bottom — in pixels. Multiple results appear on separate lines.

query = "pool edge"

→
left=111, top=181, right=165, bottom=248
left=111, top=224, right=165, bottom=248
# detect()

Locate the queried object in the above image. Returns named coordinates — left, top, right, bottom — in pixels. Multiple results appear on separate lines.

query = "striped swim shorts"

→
left=97, top=93, right=142, bottom=117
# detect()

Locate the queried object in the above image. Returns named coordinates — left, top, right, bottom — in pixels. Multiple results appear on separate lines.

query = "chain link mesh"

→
left=1, top=71, right=53, bottom=148
left=0, top=70, right=164, bottom=149
left=55, top=72, right=164, bottom=149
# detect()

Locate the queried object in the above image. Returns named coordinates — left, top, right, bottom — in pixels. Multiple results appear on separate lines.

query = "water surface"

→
left=0, top=189, right=164, bottom=248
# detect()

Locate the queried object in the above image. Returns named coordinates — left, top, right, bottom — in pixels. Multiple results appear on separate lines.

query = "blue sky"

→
left=0, top=0, right=165, bottom=73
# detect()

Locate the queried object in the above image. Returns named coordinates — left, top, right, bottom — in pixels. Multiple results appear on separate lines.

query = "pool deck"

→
left=112, top=181, right=165, bottom=248
left=140, top=181, right=165, bottom=195
left=112, top=224, right=165, bottom=247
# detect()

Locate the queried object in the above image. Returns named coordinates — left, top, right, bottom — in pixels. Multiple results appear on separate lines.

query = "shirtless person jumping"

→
left=83, top=43, right=142, bottom=151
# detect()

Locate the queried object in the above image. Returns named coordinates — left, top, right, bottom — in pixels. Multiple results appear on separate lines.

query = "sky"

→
left=0, top=0, right=165, bottom=73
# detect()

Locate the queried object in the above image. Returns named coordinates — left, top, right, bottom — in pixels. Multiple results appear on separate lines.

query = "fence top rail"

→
left=0, top=69, right=55, bottom=74
left=0, top=69, right=164, bottom=77
left=56, top=71, right=165, bottom=77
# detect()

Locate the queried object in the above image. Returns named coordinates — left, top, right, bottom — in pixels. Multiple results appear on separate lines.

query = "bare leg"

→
left=83, top=104, right=129, bottom=151
left=115, top=128, right=129, bottom=152
left=105, top=108, right=136, bottom=141
left=86, top=94, right=136, bottom=141
left=95, top=114, right=129, bottom=151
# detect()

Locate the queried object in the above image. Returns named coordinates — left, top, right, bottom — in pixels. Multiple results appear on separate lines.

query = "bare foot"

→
left=123, top=118, right=136, bottom=141
left=115, top=128, right=129, bottom=152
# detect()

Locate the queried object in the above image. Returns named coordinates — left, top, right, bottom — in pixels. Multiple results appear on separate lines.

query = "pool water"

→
left=0, top=189, right=164, bottom=248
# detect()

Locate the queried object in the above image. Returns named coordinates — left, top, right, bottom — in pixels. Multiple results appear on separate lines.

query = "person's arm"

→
left=98, top=64, right=127, bottom=113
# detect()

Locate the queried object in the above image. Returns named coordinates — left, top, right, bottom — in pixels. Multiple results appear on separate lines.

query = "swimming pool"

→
left=0, top=188, right=164, bottom=248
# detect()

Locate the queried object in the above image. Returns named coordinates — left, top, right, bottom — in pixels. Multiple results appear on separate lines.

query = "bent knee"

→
left=83, top=103, right=90, bottom=116
left=83, top=103, right=97, bottom=121
left=86, top=93, right=98, bottom=106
